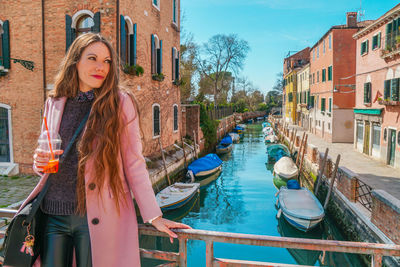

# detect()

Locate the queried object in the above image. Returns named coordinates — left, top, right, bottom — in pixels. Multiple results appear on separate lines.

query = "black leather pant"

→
left=41, top=214, right=92, bottom=267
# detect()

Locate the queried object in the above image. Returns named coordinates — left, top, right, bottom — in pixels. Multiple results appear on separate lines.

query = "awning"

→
left=353, top=108, right=383, bottom=115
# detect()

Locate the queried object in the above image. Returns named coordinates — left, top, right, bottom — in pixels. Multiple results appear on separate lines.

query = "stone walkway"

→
left=0, top=175, right=40, bottom=207
left=287, top=124, right=400, bottom=200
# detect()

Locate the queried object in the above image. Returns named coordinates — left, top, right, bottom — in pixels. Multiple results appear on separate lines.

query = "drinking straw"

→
left=43, top=117, right=55, bottom=160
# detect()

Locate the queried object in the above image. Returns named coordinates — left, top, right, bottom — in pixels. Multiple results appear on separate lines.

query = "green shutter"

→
left=159, top=40, right=162, bottom=74
left=65, top=15, right=75, bottom=53
left=151, top=34, right=155, bottom=74
left=384, top=80, right=391, bottom=99
left=366, top=39, right=369, bottom=52
left=329, top=98, right=332, bottom=113
left=321, top=98, right=326, bottom=112
left=120, top=15, right=126, bottom=64
left=368, top=83, right=372, bottom=103
left=176, top=51, right=179, bottom=81
left=328, top=66, right=332, bottom=81
left=172, top=47, right=175, bottom=80
left=364, top=83, right=368, bottom=103
left=391, top=78, right=399, bottom=101
left=92, top=12, right=101, bottom=33
left=307, top=91, right=310, bottom=105
left=133, top=24, right=137, bottom=65
left=322, top=69, right=326, bottom=82
left=2, top=20, right=10, bottom=69
left=378, top=32, right=381, bottom=48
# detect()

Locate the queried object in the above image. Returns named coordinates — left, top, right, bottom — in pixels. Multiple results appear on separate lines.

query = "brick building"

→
left=0, top=0, right=181, bottom=174
left=282, top=48, right=310, bottom=124
left=309, top=12, right=372, bottom=142
left=353, top=3, right=400, bottom=168
left=296, top=63, right=310, bottom=130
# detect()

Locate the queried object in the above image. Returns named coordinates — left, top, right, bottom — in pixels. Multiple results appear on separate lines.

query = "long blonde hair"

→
left=50, top=33, right=128, bottom=215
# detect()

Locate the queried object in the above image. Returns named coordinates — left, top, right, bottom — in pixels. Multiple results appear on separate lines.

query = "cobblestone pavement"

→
left=0, top=175, right=40, bottom=208
left=287, top=124, right=400, bottom=200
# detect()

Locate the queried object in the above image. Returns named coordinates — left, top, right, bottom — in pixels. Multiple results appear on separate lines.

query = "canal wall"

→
left=271, top=117, right=400, bottom=267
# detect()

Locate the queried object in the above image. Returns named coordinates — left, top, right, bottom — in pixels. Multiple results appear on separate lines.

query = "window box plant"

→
left=122, top=64, right=144, bottom=76
left=173, top=78, right=184, bottom=86
left=152, top=73, right=165, bottom=82
left=0, top=66, right=8, bottom=77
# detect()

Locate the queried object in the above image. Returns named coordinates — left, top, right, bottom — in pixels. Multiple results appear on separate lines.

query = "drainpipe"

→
left=41, top=0, right=46, bottom=103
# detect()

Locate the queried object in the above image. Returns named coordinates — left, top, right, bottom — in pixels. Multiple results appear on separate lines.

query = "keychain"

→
left=20, top=224, right=35, bottom=256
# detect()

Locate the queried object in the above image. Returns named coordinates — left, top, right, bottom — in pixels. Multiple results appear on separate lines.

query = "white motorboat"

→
left=156, top=182, right=200, bottom=211
left=273, top=156, right=298, bottom=181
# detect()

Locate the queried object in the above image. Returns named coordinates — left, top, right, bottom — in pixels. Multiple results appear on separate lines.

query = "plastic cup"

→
left=37, top=131, right=62, bottom=173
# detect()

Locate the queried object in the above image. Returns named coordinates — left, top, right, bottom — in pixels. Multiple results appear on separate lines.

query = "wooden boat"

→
left=267, top=144, right=290, bottom=163
left=186, top=153, right=223, bottom=180
left=216, top=136, right=233, bottom=155
left=265, top=134, right=278, bottom=144
left=262, top=126, right=274, bottom=136
left=272, top=175, right=287, bottom=190
left=273, top=156, right=298, bottom=181
left=156, top=182, right=200, bottom=211
left=277, top=184, right=325, bottom=232
left=199, top=169, right=221, bottom=188
left=228, top=132, right=240, bottom=143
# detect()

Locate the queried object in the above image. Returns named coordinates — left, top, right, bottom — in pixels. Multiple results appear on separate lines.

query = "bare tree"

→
left=197, top=34, right=250, bottom=106
left=180, top=33, right=199, bottom=102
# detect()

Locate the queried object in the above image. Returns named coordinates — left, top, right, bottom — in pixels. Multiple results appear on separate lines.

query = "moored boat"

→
left=266, top=144, right=290, bottom=163
left=186, top=153, right=223, bottom=180
left=277, top=182, right=325, bottom=232
left=273, top=156, right=299, bottom=181
left=156, top=182, right=200, bottom=212
left=216, top=136, right=233, bottom=155
left=228, top=132, right=240, bottom=143
left=265, top=134, right=278, bottom=144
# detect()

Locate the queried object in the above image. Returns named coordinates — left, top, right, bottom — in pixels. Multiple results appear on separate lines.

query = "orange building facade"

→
left=353, top=4, right=400, bottom=168
left=0, top=0, right=181, bottom=174
left=309, top=12, right=371, bottom=143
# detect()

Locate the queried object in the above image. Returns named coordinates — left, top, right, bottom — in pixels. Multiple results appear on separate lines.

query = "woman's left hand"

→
left=151, top=217, right=192, bottom=243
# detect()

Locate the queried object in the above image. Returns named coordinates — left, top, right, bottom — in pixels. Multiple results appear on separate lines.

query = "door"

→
left=388, top=129, right=396, bottom=166
left=363, top=122, right=370, bottom=155
left=0, top=107, right=10, bottom=162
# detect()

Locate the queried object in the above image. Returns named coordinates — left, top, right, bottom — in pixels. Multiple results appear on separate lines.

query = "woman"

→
left=21, top=33, right=190, bottom=267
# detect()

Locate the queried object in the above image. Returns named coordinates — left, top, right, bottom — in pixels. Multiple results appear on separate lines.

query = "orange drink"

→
left=43, top=159, right=59, bottom=173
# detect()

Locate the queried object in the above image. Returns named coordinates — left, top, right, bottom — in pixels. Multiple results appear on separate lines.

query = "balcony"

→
left=380, top=32, right=400, bottom=59
left=378, top=99, right=400, bottom=106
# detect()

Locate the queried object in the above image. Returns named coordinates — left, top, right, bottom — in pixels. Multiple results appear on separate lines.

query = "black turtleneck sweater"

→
left=41, top=90, right=94, bottom=215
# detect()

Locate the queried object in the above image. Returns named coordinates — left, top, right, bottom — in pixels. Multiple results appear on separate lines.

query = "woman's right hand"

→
left=33, top=148, right=63, bottom=174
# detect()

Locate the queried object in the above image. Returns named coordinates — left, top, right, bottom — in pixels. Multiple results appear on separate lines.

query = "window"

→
left=372, top=33, right=381, bottom=50
left=373, top=125, right=381, bottom=150
left=0, top=20, right=10, bottom=69
left=328, top=66, right=332, bottom=81
left=323, top=40, right=325, bottom=54
left=288, top=92, right=293, bottom=102
left=312, top=73, right=315, bottom=84
left=321, top=98, right=326, bottom=112
left=0, top=106, right=11, bottom=162
left=151, top=34, right=162, bottom=75
left=384, top=79, right=391, bottom=100
left=153, top=104, right=160, bottom=137
left=313, top=50, right=315, bottom=61
left=173, top=104, right=178, bottom=132
left=172, top=47, right=179, bottom=82
left=384, top=128, right=387, bottom=142
left=173, top=0, right=178, bottom=24
left=120, top=16, right=137, bottom=66
left=364, top=82, right=372, bottom=104
left=361, top=39, right=369, bottom=55
left=66, top=11, right=100, bottom=52
left=357, top=122, right=364, bottom=143
left=322, top=69, right=326, bottom=82
left=329, top=34, right=332, bottom=49
left=317, top=46, right=319, bottom=58
left=317, top=71, right=319, bottom=83
left=385, top=19, right=400, bottom=50
left=328, top=97, right=332, bottom=113
left=391, top=78, right=399, bottom=101
left=153, top=0, right=160, bottom=10
left=328, top=123, right=330, bottom=130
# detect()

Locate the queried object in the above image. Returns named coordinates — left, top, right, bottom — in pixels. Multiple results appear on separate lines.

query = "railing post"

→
left=179, top=238, right=188, bottom=267
left=372, top=253, right=382, bottom=267
left=206, top=241, right=214, bottom=267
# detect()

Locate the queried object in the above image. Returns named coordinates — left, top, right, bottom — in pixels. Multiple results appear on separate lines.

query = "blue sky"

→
left=181, top=0, right=400, bottom=96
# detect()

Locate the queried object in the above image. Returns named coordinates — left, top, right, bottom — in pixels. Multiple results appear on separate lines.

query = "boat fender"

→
left=186, top=170, right=195, bottom=183
left=276, top=209, right=282, bottom=219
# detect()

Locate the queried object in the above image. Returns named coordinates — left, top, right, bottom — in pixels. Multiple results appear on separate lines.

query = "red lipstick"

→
left=92, top=75, right=104, bottom=79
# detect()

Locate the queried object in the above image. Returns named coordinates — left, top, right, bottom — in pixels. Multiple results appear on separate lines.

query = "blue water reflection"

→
left=140, top=123, right=365, bottom=267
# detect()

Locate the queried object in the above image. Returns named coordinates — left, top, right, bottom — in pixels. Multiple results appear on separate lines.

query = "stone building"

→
left=309, top=12, right=372, bottom=142
left=353, top=3, right=400, bottom=168
left=0, top=0, right=181, bottom=174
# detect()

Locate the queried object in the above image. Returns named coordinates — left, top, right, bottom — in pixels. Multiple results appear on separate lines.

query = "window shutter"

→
left=329, top=98, right=332, bottom=113
left=2, top=20, right=10, bottom=69
left=171, top=47, right=175, bottom=81
left=392, top=78, right=399, bottom=101
left=132, top=24, right=137, bottom=65
left=176, top=51, right=180, bottom=81
left=378, top=32, right=381, bottom=48
left=368, top=83, right=372, bottom=103
left=65, top=15, right=75, bottom=53
left=92, top=12, right=101, bottom=33
left=153, top=106, right=160, bottom=136
left=120, top=15, right=126, bottom=65
left=364, top=83, right=368, bottom=103
left=384, top=80, right=391, bottom=99
left=151, top=35, right=155, bottom=74
left=174, top=105, right=178, bottom=131
left=366, top=40, right=369, bottom=52
left=159, top=40, right=163, bottom=74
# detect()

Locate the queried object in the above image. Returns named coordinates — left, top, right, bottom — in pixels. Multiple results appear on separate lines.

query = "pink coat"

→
left=18, top=92, right=162, bottom=267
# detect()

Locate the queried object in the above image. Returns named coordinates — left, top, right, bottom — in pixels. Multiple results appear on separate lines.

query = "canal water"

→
left=140, top=122, right=365, bottom=266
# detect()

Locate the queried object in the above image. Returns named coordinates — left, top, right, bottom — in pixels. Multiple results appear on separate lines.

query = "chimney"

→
left=346, top=12, right=358, bottom=28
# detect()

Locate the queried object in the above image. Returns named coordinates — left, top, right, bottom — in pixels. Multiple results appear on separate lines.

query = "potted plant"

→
left=122, top=64, right=144, bottom=76
left=152, top=73, right=165, bottom=82
left=172, top=78, right=184, bottom=86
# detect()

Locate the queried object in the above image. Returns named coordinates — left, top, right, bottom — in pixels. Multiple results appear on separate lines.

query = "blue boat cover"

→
left=287, top=180, right=300, bottom=189
left=233, top=126, right=244, bottom=132
left=188, top=153, right=222, bottom=175
left=220, top=136, right=233, bottom=146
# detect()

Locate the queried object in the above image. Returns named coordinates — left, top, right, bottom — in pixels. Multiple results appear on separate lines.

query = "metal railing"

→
left=356, top=178, right=373, bottom=212
left=1, top=209, right=400, bottom=267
